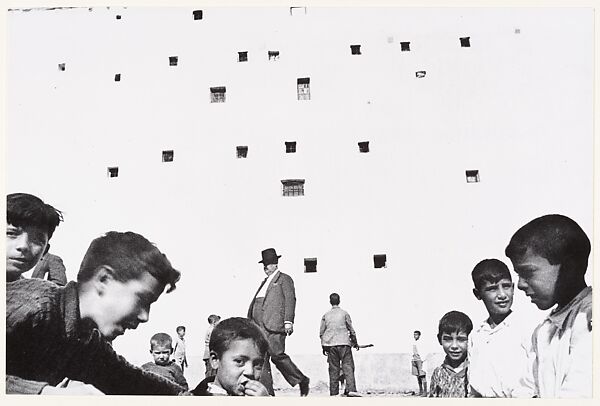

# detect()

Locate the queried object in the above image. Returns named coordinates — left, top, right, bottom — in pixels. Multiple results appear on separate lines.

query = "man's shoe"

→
left=299, top=378, right=310, bottom=396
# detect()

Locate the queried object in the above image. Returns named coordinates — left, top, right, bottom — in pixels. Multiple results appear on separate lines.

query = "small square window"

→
left=374, top=254, right=387, bottom=269
left=268, top=51, right=280, bottom=61
left=515, top=28, right=520, bottom=34
left=162, top=150, right=174, bottom=162
left=290, top=6, right=307, bottom=16
left=58, top=63, right=66, bottom=71
left=116, top=15, right=121, bottom=20
left=238, top=51, right=248, bottom=62
left=169, top=56, right=178, bottom=66
left=114, top=73, right=121, bottom=82
left=193, top=10, right=203, bottom=20
left=107, top=167, right=119, bottom=178
left=400, top=42, right=410, bottom=52
left=460, top=37, right=471, bottom=47
left=466, top=170, right=480, bottom=183
left=297, top=77, right=310, bottom=101
left=236, top=146, right=248, bottom=158
left=282, top=179, right=305, bottom=197
left=350, top=45, right=361, bottom=55
left=358, top=141, right=370, bottom=153
left=210, top=86, right=226, bottom=103
left=285, top=141, right=297, bottom=153
left=416, top=71, right=426, bottom=78
left=304, top=258, right=317, bottom=273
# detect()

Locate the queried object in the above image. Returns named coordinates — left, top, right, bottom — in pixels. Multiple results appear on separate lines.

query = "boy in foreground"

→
left=505, top=214, right=592, bottom=398
left=6, top=231, right=187, bottom=395
left=192, top=317, right=270, bottom=396
left=142, top=333, right=189, bottom=390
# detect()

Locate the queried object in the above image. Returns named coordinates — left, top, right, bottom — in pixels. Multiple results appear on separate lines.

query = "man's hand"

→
left=284, top=322, right=294, bottom=336
left=41, top=379, right=104, bottom=395
left=243, top=380, right=270, bottom=396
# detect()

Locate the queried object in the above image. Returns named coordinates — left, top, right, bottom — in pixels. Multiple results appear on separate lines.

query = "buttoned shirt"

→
left=319, top=305, right=356, bottom=347
left=468, top=311, right=535, bottom=397
left=531, top=286, right=592, bottom=398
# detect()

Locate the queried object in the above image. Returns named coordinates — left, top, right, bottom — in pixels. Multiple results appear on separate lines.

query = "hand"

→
left=41, top=380, right=104, bottom=395
left=243, top=380, right=270, bottom=396
left=284, top=322, right=294, bottom=336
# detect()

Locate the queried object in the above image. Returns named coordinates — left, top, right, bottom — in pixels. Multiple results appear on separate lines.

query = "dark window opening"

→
left=297, top=77, right=310, bottom=101
left=236, top=146, right=248, bottom=158
left=416, top=71, right=426, bottom=78
left=350, top=45, right=361, bottom=55
left=238, top=51, right=248, bottom=62
left=114, top=73, right=121, bottom=82
left=210, top=86, right=226, bottom=103
left=290, top=6, right=307, bottom=16
left=162, top=150, right=174, bottom=162
left=58, top=63, right=66, bottom=71
left=169, top=56, right=178, bottom=66
left=358, top=141, right=370, bottom=153
left=304, top=258, right=317, bottom=273
left=460, top=37, right=471, bottom=47
left=193, top=10, right=203, bottom=20
left=374, top=254, right=387, bottom=269
left=107, top=167, right=119, bottom=178
left=466, top=170, right=480, bottom=183
left=282, top=179, right=305, bottom=197
left=285, top=141, right=297, bottom=153
left=268, top=51, right=280, bottom=61
left=515, top=28, right=520, bottom=34
left=116, top=15, right=121, bottom=20
left=400, top=42, right=410, bottom=52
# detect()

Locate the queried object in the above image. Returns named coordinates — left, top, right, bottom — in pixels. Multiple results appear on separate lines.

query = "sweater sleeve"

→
left=6, top=375, right=48, bottom=394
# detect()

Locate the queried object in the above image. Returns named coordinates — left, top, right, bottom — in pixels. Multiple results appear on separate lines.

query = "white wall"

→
left=6, top=7, right=593, bottom=363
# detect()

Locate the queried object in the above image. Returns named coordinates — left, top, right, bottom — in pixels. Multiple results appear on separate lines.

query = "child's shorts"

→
left=412, top=360, right=426, bottom=376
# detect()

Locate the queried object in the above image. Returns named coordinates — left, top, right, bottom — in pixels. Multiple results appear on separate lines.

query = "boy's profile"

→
left=141, top=333, right=188, bottom=389
left=429, top=311, right=472, bottom=398
left=203, top=314, right=221, bottom=378
left=468, top=259, right=535, bottom=397
left=505, top=214, right=592, bottom=398
left=172, top=325, right=188, bottom=373
left=6, top=193, right=62, bottom=282
left=192, top=317, right=270, bottom=396
left=6, top=231, right=186, bottom=395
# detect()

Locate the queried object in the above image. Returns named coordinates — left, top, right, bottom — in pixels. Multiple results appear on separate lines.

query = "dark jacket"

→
left=247, top=271, right=296, bottom=334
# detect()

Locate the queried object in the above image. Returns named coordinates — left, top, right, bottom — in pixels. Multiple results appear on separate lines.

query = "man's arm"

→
left=281, top=274, right=296, bottom=326
left=319, top=315, right=326, bottom=339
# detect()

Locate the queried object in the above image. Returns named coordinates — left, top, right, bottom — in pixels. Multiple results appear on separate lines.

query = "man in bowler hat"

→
left=248, top=248, right=310, bottom=396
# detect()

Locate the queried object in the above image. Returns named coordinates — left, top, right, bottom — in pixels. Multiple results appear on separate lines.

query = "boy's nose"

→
left=14, top=234, right=31, bottom=253
left=242, top=362, right=254, bottom=377
left=137, top=307, right=150, bottom=323
left=517, top=277, right=528, bottom=291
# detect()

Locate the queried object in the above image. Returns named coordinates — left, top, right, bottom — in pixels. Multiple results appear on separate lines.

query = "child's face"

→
left=475, top=279, right=514, bottom=320
left=439, top=331, right=468, bottom=365
left=6, top=223, right=49, bottom=279
left=151, top=343, right=173, bottom=366
left=177, top=329, right=185, bottom=338
left=212, top=338, right=264, bottom=396
left=413, top=332, right=421, bottom=341
left=91, top=271, right=164, bottom=341
left=511, top=249, right=560, bottom=310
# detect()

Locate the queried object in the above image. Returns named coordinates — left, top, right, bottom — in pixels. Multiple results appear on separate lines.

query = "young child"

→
left=429, top=311, right=473, bottom=398
left=172, top=325, right=188, bottom=373
left=6, top=231, right=186, bottom=395
left=411, top=330, right=427, bottom=396
left=142, top=333, right=189, bottom=390
left=468, top=259, right=535, bottom=397
left=6, top=193, right=62, bottom=283
left=203, top=314, right=221, bottom=378
left=505, top=214, right=592, bottom=398
left=191, top=317, right=270, bottom=396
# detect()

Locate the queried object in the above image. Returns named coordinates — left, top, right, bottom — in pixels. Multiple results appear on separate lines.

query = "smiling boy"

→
left=192, top=317, right=270, bottom=396
left=6, top=231, right=187, bottom=395
left=467, top=259, right=535, bottom=397
left=505, top=214, right=592, bottom=398
left=6, top=193, right=62, bottom=283
left=141, top=333, right=188, bottom=390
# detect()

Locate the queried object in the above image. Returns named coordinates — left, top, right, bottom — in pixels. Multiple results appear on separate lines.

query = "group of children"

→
left=5, top=192, right=593, bottom=397
left=414, top=214, right=592, bottom=398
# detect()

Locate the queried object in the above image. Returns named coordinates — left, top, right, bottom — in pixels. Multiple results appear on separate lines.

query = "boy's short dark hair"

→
left=437, top=311, right=473, bottom=342
left=414, top=330, right=421, bottom=335
left=471, top=259, right=512, bottom=291
left=176, top=326, right=186, bottom=332
left=77, top=231, right=181, bottom=293
left=150, top=333, right=173, bottom=349
left=209, top=317, right=269, bottom=359
left=505, top=214, right=591, bottom=277
left=7, top=193, right=63, bottom=239
left=329, top=293, right=340, bottom=306
left=208, top=314, right=220, bottom=324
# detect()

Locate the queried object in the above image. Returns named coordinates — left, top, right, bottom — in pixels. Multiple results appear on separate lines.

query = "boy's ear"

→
left=473, top=288, right=482, bottom=300
left=43, top=243, right=51, bottom=257
left=91, top=265, right=117, bottom=295
left=437, top=333, right=442, bottom=345
left=209, top=351, right=220, bottom=370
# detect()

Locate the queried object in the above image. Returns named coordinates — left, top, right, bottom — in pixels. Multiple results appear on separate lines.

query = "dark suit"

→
left=248, top=271, right=307, bottom=395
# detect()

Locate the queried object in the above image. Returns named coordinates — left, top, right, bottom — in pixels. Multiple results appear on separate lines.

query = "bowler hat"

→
left=259, top=248, right=281, bottom=265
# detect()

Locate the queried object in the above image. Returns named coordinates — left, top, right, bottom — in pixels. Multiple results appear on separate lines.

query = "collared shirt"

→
left=531, top=286, right=592, bottom=398
left=6, top=278, right=185, bottom=395
left=429, top=358, right=469, bottom=398
left=256, top=270, right=279, bottom=298
left=319, top=305, right=356, bottom=347
left=468, top=311, right=536, bottom=397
